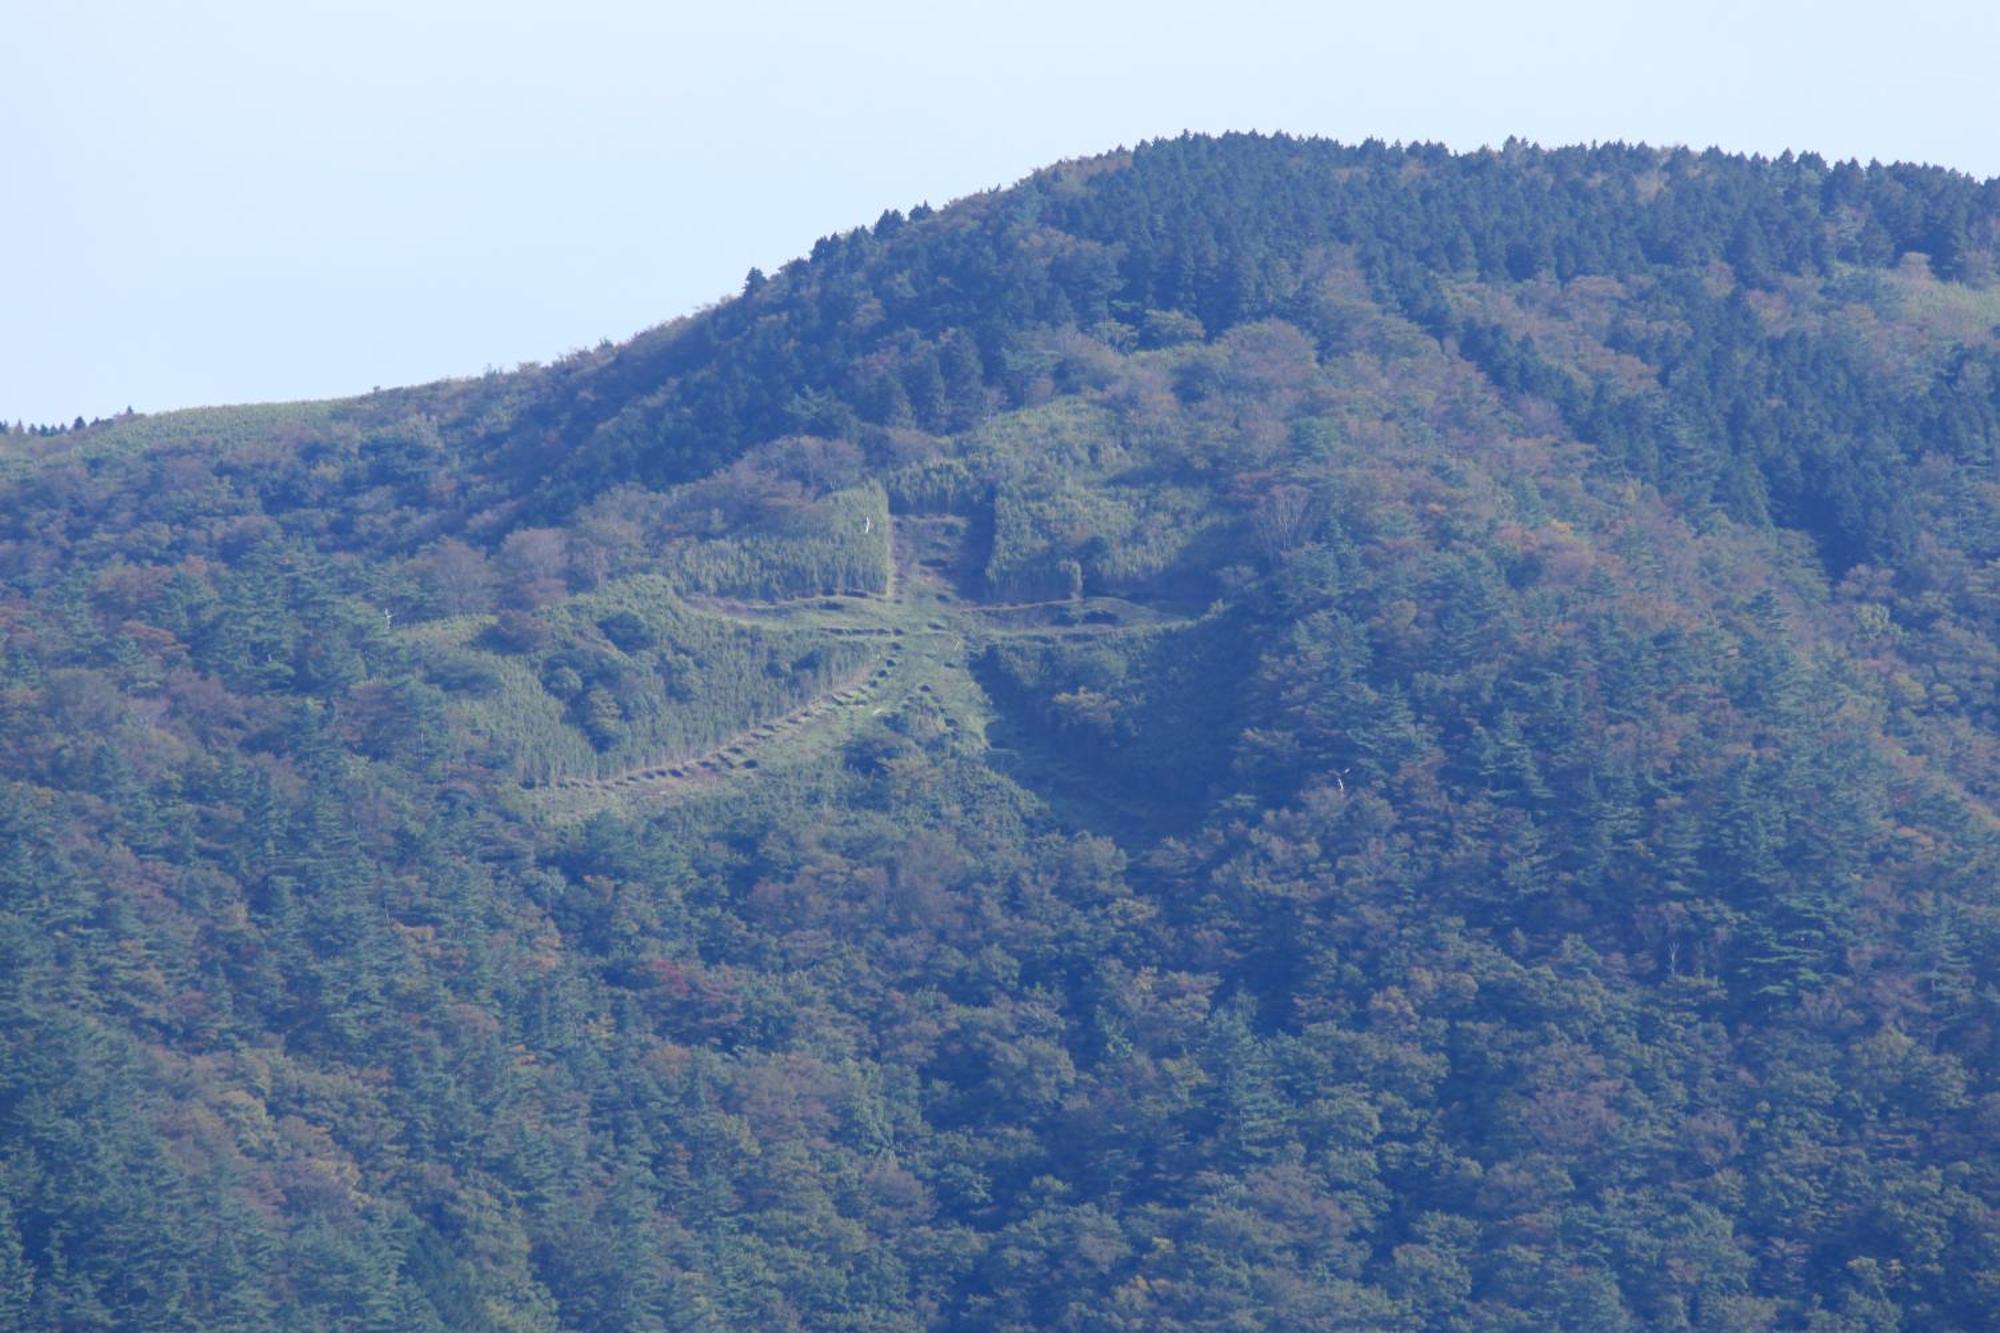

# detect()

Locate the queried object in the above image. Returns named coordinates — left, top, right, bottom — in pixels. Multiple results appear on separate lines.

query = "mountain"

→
left=3, top=133, right=1999, bottom=1329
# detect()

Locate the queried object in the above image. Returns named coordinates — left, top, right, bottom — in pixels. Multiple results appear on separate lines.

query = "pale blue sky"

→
left=5, top=0, right=1997, bottom=424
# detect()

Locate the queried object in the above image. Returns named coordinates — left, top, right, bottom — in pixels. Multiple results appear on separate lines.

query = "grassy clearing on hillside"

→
left=964, top=398, right=1130, bottom=479
left=1884, top=258, right=2000, bottom=347
left=658, top=482, right=891, bottom=599
left=985, top=478, right=1223, bottom=600
left=0, top=401, right=343, bottom=476
left=423, top=574, right=881, bottom=784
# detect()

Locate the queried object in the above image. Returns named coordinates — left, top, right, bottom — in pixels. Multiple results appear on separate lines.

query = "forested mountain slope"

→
left=3, top=134, right=1999, bottom=1329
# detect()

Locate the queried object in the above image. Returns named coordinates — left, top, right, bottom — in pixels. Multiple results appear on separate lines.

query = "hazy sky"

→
left=6, top=0, right=1998, bottom=424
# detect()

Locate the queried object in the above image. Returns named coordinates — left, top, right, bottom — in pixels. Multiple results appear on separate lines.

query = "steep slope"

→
left=1, top=135, right=1998, bottom=1329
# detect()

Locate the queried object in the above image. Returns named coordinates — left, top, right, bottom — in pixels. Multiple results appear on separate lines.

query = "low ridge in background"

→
left=3, top=133, right=1999, bottom=1328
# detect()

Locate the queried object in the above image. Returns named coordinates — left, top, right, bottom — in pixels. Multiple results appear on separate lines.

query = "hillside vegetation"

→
left=2, top=134, right=2000, bottom=1329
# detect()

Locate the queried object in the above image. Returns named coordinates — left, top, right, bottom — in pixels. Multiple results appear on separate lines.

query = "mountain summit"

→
left=3, top=134, right=1998, bottom=1328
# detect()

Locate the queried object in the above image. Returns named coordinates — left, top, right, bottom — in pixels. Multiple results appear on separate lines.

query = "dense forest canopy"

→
left=3, top=133, right=1999, bottom=1329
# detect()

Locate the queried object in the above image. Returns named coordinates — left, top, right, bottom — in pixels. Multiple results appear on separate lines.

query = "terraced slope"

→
left=527, top=504, right=1200, bottom=822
